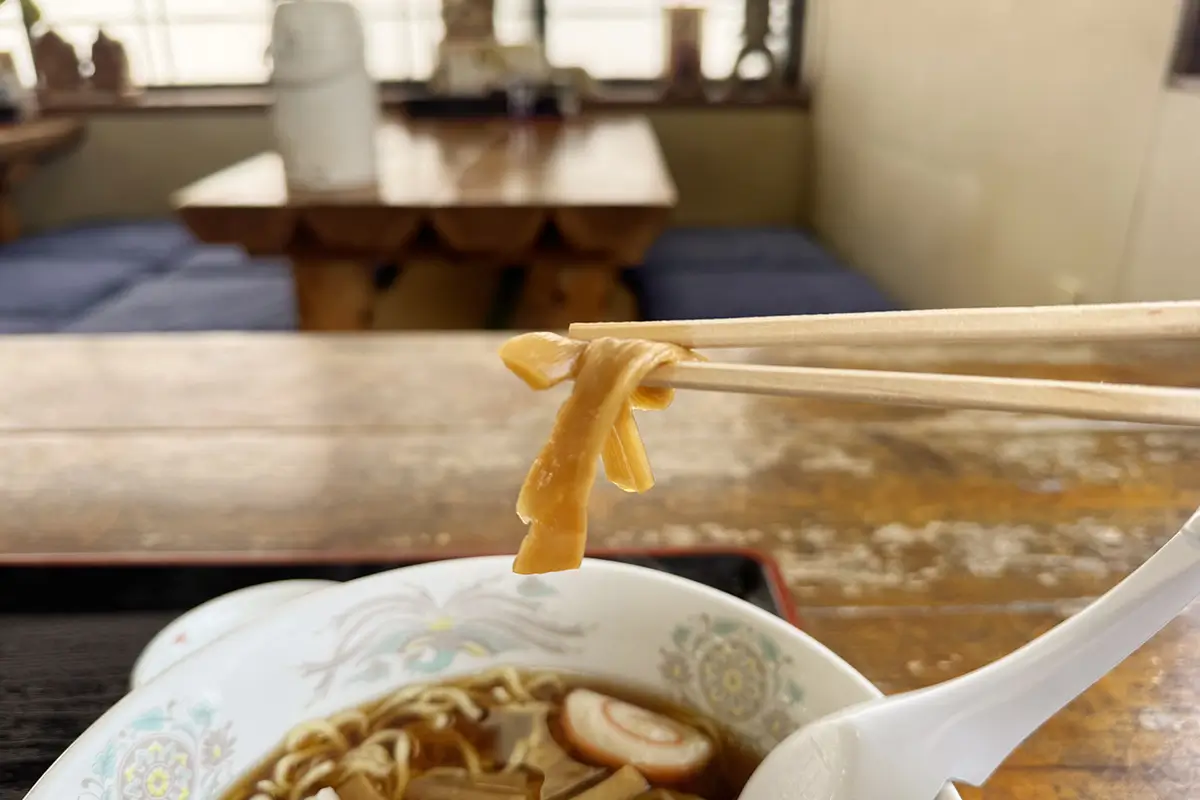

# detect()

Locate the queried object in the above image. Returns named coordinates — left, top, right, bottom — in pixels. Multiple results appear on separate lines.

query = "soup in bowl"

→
left=26, top=557, right=961, bottom=800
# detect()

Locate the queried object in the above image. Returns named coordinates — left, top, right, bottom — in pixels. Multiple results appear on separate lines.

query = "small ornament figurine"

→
left=270, top=0, right=379, bottom=194
left=90, top=29, right=134, bottom=96
left=442, top=0, right=495, bottom=43
left=31, top=29, right=83, bottom=93
left=728, top=0, right=781, bottom=95
left=662, top=6, right=705, bottom=100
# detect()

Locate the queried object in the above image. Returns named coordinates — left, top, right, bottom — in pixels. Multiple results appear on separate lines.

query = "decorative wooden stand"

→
left=662, top=6, right=706, bottom=101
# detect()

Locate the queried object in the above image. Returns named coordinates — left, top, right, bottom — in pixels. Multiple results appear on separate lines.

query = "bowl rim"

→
left=26, top=556, right=888, bottom=798
left=128, top=578, right=339, bottom=691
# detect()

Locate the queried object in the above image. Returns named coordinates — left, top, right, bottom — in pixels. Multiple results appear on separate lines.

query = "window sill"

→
left=34, top=82, right=810, bottom=116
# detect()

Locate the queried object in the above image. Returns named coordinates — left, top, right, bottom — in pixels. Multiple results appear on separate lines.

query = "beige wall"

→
left=14, top=108, right=810, bottom=234
left=805, top=0, right=1197, bottom=308
left=1122, top=88, right=1200, bottom=301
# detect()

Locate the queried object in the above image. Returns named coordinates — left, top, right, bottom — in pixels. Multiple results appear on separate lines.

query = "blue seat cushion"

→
left=639, top=270, right=895, bottom=320
left=0, top=219, right=301, bottom=332
left=642, top=227, right=845, bottom=273
left=0, top=315, right=58, bottom=334
left=0, top=220, right=194, bottom=269
left=64, top=272, right=297, bottom=333
left=632, top=226, right=896, bottom=320
left=0, top=255, right=156, bottom=317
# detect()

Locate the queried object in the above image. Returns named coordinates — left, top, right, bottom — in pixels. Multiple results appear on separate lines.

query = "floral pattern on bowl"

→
left=78, top=699, right=236, bottom=800
left=659, top=613, right=806, bottom=750
left=300, top=574, right=592, bottom=701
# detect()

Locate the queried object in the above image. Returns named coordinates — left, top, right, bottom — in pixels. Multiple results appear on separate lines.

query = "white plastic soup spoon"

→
left=739, top=506, right=1200, bottom=800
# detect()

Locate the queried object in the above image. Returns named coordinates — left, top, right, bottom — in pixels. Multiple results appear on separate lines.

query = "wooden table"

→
left=2, top=334, right=1199, bottom=798
left=172, top=116, right=676, bottom=331
left=0, top=116, right=85, bottom=243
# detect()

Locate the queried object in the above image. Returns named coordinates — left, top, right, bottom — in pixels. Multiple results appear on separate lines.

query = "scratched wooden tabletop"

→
left=2, top=333, right=1199, bottom=799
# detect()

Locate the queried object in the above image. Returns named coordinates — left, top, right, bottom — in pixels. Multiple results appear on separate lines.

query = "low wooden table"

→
left=1, top=334, right=1198, bottom=799
left=0, top=116, right=85, bottom=243
left=173, top=115, right=676, bottom=331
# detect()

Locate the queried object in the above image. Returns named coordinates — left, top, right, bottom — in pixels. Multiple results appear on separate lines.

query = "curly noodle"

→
left=230, top=668, right=567, bottom=800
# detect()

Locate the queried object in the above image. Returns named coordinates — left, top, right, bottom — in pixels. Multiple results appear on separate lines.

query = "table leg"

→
left=519, top=262, right=617, bottom=329
left=0, top=163, right=31, bottom=245
left=0, top=197, right=19, bottom=245
left=290, top=259, right=376, bottom=331
left=559, top=265, right=616, bottom=323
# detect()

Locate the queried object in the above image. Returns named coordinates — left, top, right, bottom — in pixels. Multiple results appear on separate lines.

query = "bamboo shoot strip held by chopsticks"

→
left=502, top=303, right=1200, bottom=576
left=499, top=333, right=701, bottom=575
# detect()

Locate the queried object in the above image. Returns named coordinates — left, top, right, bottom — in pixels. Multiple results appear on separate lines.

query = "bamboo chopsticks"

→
left=566, top=301, right=1200, bottom=426
left=569, top=301, right=1200, bottom=349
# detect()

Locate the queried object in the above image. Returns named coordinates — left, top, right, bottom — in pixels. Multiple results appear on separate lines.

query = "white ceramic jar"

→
left=270, top=0, right=379, bottom=194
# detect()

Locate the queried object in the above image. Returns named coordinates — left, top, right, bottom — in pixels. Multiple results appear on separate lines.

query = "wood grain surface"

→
left=3, top=333, right=1200, bottom=798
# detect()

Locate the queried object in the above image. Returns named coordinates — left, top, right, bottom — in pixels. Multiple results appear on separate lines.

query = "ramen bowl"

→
left=26, top=557, right=961, bottom=800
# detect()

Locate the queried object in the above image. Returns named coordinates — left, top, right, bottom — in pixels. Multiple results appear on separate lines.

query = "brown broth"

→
left=222, top=670, right=765, bottom=800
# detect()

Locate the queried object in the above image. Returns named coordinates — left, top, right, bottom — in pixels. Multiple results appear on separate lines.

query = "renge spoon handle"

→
left=860, top=506, right=1200, bottom=788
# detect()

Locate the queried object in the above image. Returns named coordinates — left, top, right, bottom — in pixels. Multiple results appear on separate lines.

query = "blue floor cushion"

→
left=64, top=272, right=297, bottom=333
left=0, top=219, right=195, bottom=265
left=630, top=226, right=896, bottom=320
left=0, top=220, right=894, bottom=333
left=0, top=256, right=154, bottom=318
left=0, top=219, right=297, bottom=333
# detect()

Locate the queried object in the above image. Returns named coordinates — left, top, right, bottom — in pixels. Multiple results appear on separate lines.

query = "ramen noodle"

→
left=499, top=333, right=702, bottom=575
left=221, top=668, right=758, bottom=800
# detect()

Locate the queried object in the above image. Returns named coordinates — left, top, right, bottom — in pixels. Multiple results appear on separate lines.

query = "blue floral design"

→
left=77, top=701, right=236, bottom=800
left=659, top=613, right=805, bottom=750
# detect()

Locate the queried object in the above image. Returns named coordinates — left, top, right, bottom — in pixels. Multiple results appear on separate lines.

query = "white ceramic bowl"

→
left=27, top=557, right=960, bottom=800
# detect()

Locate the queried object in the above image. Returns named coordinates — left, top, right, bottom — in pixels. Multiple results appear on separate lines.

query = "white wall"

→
left=806, top=0, right=1193, bottom=308
left=1121, top=88, right=1200, bottom=300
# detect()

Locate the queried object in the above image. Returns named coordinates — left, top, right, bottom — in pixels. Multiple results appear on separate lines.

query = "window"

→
left=546, top=0, right=793, bottom=80
left=1173, top=0, right=1200, bottom=78
left=0, top=0, right=802, bottom=89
